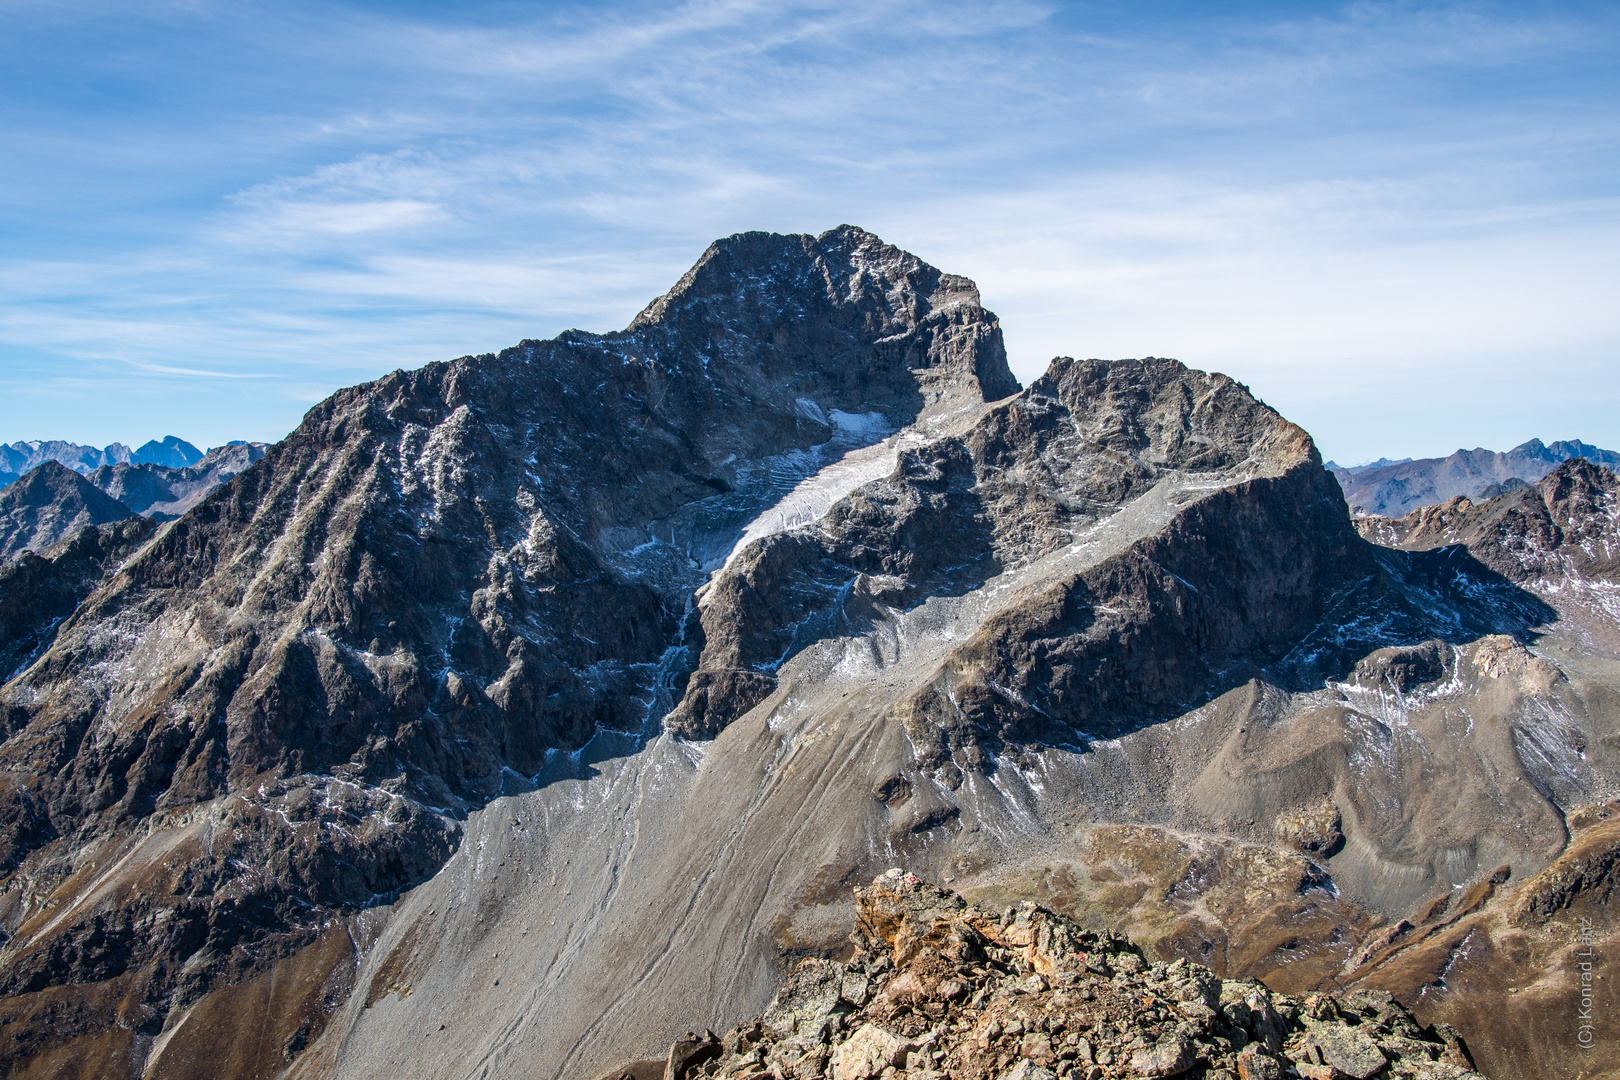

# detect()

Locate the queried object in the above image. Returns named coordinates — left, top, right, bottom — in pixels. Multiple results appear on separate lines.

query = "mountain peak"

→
left=1, top=231, right=1612, bottom=1080
left=0, top=460, right=135, bottom=561
left=627, top=228, right=996, bottom=380
left=131, top=435, right=204, bottom=468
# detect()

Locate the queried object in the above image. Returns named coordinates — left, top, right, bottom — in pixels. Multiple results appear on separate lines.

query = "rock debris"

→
left=647, top=872, right=1486, bottom=1080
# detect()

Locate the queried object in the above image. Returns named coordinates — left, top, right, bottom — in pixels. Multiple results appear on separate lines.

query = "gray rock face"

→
left=5, top=225, right=1005, bottom=820
left=0, top=461, right=138, bottom=561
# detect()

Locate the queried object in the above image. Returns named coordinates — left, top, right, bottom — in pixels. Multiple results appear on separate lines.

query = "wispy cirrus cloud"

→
left=122, top=359, right=275, bottom=379
left=0, top=0, right=1615, bottom=458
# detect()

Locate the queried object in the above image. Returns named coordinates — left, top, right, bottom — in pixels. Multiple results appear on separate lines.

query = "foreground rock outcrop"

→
left=633, top=872, right=1485, bottom=1080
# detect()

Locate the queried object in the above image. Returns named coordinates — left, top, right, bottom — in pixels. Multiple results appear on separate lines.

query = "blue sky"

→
left=1, top=0, right=1616, bottom=464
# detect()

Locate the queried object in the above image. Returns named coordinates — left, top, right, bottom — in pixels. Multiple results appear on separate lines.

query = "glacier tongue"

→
left=722, top=430, right=907, bottom=570
left=720, top=403, right=999, bottom=571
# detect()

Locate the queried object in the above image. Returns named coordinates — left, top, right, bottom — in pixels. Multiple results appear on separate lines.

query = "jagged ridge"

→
left=630, top=872, right=1485, bottom=1080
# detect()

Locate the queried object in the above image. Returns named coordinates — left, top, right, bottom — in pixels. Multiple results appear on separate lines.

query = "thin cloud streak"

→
left=121, top=360, right=276, bottom=379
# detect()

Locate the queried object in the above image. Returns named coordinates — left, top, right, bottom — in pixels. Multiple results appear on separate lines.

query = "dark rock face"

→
left=667, top=669, right=780, bottom=739
left=676, top=437, right=999, bottom=728
left=1351, top=641, right=1450, bottom=693
left=0, top=226, right=1017, bottom=1064
left=0, top=517, right=157, bottom=720
left=4, top=224, right=1005, bottom=829
left=0, top=460, right=138, bottom=561
left=935, top=456, right=1361, bottom=748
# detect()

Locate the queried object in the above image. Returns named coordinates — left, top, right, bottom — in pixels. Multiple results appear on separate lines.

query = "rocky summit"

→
left=624, top=871, right=1486, bottom=1080
left=0, top=228, right=1615, bottom=1080
left=0, top=459, right=139, bottom=561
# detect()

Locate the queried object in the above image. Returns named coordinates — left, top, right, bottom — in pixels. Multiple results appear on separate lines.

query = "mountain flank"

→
left=0, top=515, right=157, bottom=683
left=0, top=228, right=1615, bottom=1080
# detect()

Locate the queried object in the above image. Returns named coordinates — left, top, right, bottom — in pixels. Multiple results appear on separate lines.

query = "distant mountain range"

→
left=0, top=435, right=209, bottom=488
left=83, top=441, right=265, bottom=520
left=1327, top=437, right=1620, bottom=516
left=0, top=441, right=266, bottom=559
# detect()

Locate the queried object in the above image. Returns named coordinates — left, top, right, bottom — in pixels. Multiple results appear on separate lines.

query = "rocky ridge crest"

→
left=636, top=872, right=1484, bottom=1080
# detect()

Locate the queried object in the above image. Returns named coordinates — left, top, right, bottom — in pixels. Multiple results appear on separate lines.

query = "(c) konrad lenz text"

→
left=1576, top=916, right=1599, bottom=1048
